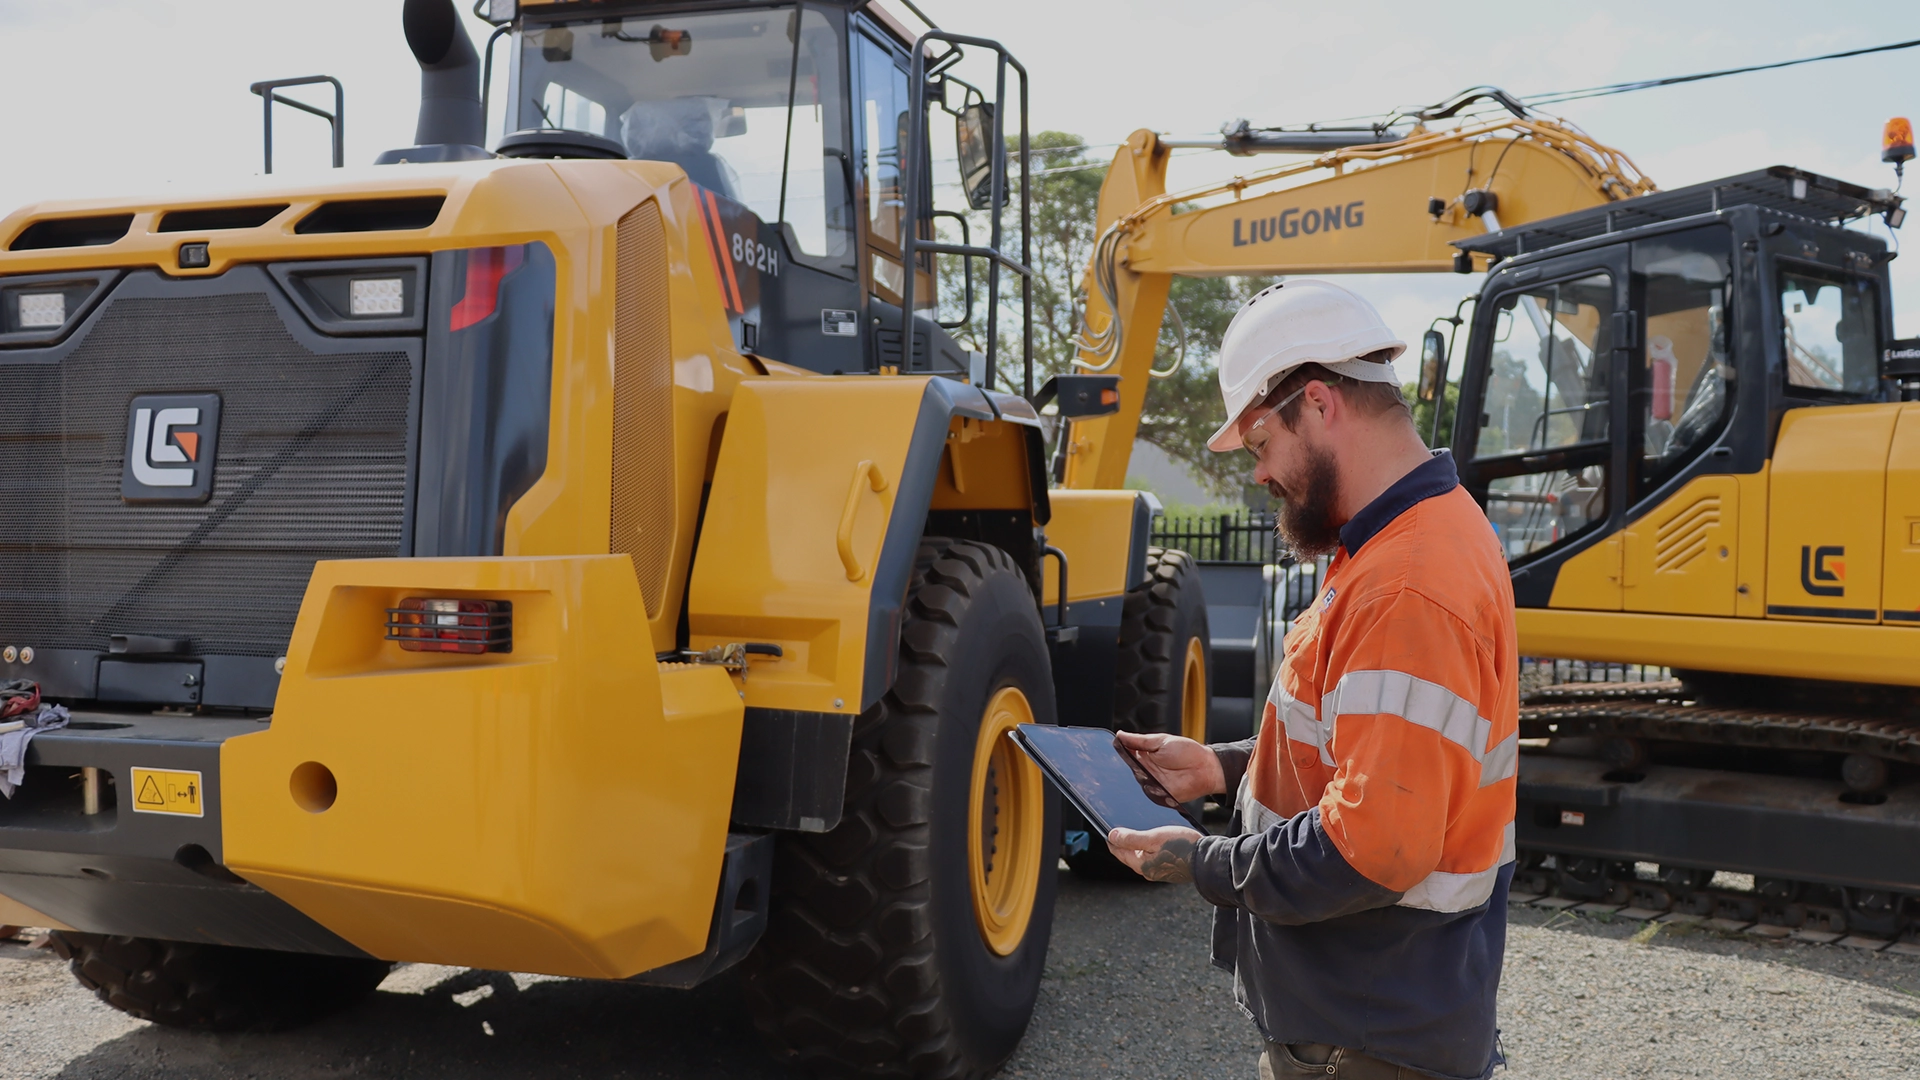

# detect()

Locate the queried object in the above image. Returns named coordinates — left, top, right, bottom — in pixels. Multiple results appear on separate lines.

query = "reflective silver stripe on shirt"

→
left=1322, top=668, right=1517, bottom=787
left=1396, top=821, right=1516, bottom=912
left=1268, top=679, right=1334, bottom=767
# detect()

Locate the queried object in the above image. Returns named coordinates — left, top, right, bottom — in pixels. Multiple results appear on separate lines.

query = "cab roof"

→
left=1454, top=165, right=1903, bottom=261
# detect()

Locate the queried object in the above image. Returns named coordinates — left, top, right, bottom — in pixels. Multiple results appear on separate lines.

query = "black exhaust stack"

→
left=376, top=0, right=493, bottom=163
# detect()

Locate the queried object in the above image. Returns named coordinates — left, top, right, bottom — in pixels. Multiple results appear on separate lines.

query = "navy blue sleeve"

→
left=1209, top=738, right=1257, bottom=797
left=1191, top=806, right=1403, bottom=924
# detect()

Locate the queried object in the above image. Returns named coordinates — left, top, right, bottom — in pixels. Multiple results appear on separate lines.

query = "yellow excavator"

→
left=0, top=2, right=1208, bottom=1077
left=1066, top=92, right=1920, bottom=939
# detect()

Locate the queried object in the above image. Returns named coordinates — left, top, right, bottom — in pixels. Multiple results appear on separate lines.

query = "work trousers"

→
left=1260, top=1041, right=1437, bottom=1080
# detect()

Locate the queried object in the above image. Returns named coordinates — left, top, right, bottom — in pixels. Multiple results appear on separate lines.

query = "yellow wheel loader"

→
left=0, top=2, right=1207, bottom=1074
left=1065, top=94, right=1920, bottom=940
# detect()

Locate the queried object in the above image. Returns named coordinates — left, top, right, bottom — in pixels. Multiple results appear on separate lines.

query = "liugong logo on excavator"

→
left=121, top=394, right=221, bottom=505
left=1801, top=544, right=1846, bottom=597
left=1232, top=201, right=1366, bottom=246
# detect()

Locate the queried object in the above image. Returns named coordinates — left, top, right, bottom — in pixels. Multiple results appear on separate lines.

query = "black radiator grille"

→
left=0, top=287, right=412, bottom=658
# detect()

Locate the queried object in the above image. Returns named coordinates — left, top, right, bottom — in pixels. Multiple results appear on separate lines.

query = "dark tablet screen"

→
left=1011, top=724, right=1195, bottom=836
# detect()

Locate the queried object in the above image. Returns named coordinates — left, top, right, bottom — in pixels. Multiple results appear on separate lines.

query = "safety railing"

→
left=249, top=75, right=345, bottom=174
left=898, top=31, right=1033, bottom=396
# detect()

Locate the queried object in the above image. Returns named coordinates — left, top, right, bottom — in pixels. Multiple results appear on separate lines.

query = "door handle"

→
left=837, top=460, right=890, bottom=582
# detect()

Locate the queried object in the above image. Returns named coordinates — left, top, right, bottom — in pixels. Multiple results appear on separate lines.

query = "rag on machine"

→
left=0, top=680, right=70, bottom=798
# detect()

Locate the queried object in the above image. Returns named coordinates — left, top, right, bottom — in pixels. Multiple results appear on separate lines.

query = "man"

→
left=1108, top=279, right=1518, bottom=1080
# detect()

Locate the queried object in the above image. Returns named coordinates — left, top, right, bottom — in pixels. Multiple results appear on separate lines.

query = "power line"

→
left=1197, top=35, right=1920, bottom=142
left=1523, top=36, right=1920, bottom=107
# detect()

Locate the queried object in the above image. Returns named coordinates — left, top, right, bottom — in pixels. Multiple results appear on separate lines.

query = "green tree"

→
left=939, top=133, right=1274, bottom=502
left=1408, top=378, right=1461, bottom=450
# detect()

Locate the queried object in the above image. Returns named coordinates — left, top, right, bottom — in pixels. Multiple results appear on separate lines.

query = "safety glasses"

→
left=1240, top=384, right=1309, bottom=460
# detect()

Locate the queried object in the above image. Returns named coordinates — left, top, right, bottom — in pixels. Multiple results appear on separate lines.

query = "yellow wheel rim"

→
left=968, top=686, right=1045, bottom=956
left=1179, top=635, right=1208, bottom=744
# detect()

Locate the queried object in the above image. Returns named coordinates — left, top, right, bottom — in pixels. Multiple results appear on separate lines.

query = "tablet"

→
left=1010, top=724, right=1197, bottom=836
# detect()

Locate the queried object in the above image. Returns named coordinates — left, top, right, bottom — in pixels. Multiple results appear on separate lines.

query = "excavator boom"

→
left=1064, top=115, right=1653, bottom=490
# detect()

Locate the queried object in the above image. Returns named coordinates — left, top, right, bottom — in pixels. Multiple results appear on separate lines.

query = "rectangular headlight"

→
left=17, top=292, right=65, bottom=329
left=349, top=277, right=405, bottom=316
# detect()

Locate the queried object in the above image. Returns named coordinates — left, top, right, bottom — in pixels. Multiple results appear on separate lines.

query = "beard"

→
left=1269, top=445, right=1343, bottom=558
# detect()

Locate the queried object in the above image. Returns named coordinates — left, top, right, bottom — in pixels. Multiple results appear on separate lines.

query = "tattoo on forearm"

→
left=1139, top=837, right=1196, bottom=883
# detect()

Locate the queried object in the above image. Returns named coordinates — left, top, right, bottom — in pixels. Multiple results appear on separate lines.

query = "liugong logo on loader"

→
left=1800, top=544, right=1846, bottom=597
left=121, top=393, right=221, bottom=504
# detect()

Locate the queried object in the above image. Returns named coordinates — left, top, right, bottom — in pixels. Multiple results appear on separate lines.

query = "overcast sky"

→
left=3, top=0, right=1918, bottom=372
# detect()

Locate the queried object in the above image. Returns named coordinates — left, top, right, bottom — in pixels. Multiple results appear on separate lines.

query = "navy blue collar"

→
left=1338, top=450, right=1459, bottom=556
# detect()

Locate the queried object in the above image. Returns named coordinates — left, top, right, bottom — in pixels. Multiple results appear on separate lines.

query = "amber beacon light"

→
left=386, top=598, right=513, bottom=654
left=1884, top=117, right=1914, bottom=165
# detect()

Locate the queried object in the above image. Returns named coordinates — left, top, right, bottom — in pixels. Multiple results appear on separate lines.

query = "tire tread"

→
left=742, top=538, right=1037, bottom=1078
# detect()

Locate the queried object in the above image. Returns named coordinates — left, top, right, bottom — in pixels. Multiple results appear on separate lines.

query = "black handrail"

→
left=898, top=31, right=1033, bottom=397
left=249, top=76, right=345, bottom=174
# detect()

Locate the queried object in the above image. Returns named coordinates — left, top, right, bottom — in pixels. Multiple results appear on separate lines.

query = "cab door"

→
left=1455, top=248, right=1632, bottom=610
left=850, top=23, right=936, bottom=368
left=1618, top=225, right=1742, bottom=617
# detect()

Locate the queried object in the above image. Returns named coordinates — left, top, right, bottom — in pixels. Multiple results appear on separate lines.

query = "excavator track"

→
left=1521, top=681, right=1920, bottom=767
left=1511, top=683, right=1920, bottom=947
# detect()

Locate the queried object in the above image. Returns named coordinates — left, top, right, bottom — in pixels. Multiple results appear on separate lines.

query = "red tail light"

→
left=448, top=246, right=526, bottom=331
left=386, top=597, right=513, bottom=654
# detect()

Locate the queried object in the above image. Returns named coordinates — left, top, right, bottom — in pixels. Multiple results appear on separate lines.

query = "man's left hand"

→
left=1107, top=826, right=1203, bottom=883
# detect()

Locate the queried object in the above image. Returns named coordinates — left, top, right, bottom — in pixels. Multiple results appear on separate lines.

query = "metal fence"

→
left=1150, top=510, right=1281, bottom=565
left=1150, top=511, right=1323, bottom=624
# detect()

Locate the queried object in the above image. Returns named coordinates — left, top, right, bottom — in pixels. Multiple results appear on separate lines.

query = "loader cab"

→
left=1448, top=167, right=1901, bottom=609
left=494, top=0, right=993, bottom=379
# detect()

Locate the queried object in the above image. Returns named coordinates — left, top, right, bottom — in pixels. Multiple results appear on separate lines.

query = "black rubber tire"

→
left=1065, top=546, right=1210, bottom=880
left=1111, top=547, right=1211, bottom=737
left=46, top=932, right=391, bottom=1031
left=741, top=538, right=1059, bottom=1079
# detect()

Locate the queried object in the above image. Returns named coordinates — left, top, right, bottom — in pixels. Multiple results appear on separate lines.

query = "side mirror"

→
left=1417, top=329, right=1447, bottom=403
left=955, top=103, right=1002, bottom=211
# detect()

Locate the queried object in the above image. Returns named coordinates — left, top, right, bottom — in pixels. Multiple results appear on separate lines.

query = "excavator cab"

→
left=481, top=0, right=1009, bottom=380
left=1448, top=167, right=1901, bottom=615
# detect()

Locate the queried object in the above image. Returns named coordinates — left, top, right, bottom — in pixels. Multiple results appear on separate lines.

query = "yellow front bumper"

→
left=221, top=555, right=744, bottom=978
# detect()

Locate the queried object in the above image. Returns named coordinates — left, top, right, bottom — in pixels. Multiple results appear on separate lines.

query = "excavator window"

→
left=1780, top=264, right=1881, bottom=397
left=1635, top=225, right=1734, bottom=497
left=511, top=5, right=855, bottom=264
left=1474, top=272, right=1615, bottom=561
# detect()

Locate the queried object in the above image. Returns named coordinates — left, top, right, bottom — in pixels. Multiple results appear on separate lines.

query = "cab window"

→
left=1780, top=265, right=1880, bottom=396
left=854, top=33, right=916, bottom=304
left=1473, top=272, right=1615, bottom=562
left=1477, top=274, right=1613, bottom=456
left=512, top=4, right=853, bottom=264
left=1636, top=226, right=1733, bottom=495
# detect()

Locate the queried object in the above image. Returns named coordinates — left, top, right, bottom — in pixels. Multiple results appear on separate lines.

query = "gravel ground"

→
left=4, top=874, right=1919, bottom=1079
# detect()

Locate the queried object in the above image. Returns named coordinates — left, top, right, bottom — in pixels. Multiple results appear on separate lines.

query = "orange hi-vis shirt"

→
left=1190, top=450, right=1518, bottom=1080
left=1246, top=481, right=1518, bottom=905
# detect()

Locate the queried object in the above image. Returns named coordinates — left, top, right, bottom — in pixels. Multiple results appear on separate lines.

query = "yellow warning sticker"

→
left=130, top=768, right=204, bottom=817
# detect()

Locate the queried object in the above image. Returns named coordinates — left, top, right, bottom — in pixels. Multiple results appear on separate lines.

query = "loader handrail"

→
left=249, top=75, right=345, bottom=174
left=899, top=30, right=1034, bottom=396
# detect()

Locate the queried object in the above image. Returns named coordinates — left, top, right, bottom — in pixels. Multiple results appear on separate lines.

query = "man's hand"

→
left=1114, top=730, right=1225, bottom=804
left=1108, top=826, right=1203, bottom=883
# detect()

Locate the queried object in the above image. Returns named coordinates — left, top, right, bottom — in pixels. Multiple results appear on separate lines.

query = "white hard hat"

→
left=1206, top=279, right=1406, bottom=452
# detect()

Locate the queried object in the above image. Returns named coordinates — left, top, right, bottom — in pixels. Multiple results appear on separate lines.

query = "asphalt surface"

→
left=6, top=872, right=1920, bottom=1079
